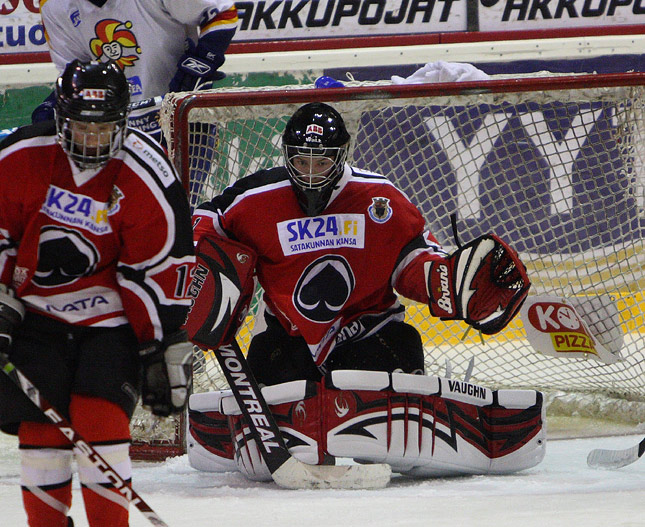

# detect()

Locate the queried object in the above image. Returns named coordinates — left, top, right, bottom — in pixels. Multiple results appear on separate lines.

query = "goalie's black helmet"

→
left=55, top=59, right=130, bottom=169
left=282, top=102, right=350, bottom=216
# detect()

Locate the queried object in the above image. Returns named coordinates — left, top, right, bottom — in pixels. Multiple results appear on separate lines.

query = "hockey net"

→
left=131, top=73, right=645, bottom=459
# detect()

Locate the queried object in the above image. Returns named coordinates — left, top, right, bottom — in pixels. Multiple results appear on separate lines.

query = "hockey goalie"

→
left=184, top=102, right=545, bottom=480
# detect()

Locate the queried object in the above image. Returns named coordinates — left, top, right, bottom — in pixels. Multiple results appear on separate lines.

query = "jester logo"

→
left=368, top=197, right=392, bottom=224
left=90, top=19, right=141, bottom=69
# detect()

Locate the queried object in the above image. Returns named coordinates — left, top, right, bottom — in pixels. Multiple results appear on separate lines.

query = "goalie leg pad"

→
left=187, top=390, right=237, bottom=473
left=324, top=370, right=545, bottom=476
left=188, top=371, right=545, bottom=480
left=486, top=390, right=547, bottom=474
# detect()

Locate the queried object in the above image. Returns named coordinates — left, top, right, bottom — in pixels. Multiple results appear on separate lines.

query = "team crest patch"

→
left=368, top=197, right=392, bottom=223
left=107, top=185, right=124, bottom=215
left=12, top=267, right=28, bottom=289
left=90, top=19, right=141, bottom=69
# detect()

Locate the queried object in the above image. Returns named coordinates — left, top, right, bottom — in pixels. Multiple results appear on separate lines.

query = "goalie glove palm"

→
left=427, top=234, right=530, bottom=334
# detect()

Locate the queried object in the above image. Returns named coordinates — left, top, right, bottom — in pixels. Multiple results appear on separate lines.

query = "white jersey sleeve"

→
left=160, top=0, right=237, bottom=26
left=40, top=0, right=92, bottom=72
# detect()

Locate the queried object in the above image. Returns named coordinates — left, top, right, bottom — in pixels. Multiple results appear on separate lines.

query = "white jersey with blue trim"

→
left=40, top=0, right=237, bottom=101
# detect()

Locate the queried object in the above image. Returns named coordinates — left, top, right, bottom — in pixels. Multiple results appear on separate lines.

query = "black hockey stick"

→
left=587, top=437, right=645, bottom=469
left=0, top=355, right=169, bottom=527
left=213, top=339, right=391, bottom=489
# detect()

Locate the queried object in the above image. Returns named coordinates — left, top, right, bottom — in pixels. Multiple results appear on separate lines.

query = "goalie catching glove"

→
left=427, top=234, right=530, bottom=334
left=139, top=330, right=193, bottom=417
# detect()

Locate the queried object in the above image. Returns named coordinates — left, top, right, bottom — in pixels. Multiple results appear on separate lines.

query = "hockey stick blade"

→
left=0, top=356, right=169, bottom=527
left=214, top=340, right=391, bottom=490
left=274, top=457, right=391, bottom=490
left=587, top=437, right=645, bottom=469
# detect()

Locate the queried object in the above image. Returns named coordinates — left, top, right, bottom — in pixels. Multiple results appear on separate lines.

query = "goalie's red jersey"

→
left=0, top=122, right=195, bottom=344
left=193, top=165, right=446, bottom=365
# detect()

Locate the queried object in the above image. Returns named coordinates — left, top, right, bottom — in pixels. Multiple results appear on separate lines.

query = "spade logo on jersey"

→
left=293, top=255, right=355, bottom=323
left=33, top=227, right=99, bottom=288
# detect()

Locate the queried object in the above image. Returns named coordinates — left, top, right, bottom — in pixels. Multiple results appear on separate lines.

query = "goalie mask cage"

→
left=131, top=73, right=645, bottom=459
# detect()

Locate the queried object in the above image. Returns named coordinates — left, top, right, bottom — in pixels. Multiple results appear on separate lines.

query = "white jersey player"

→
left=33, top=0, right=238, bottom=135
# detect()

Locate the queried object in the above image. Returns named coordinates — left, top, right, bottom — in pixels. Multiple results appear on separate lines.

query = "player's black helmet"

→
left=55, top=59, right=130, bottom=169
left=282, top=102, right=350, bottom=216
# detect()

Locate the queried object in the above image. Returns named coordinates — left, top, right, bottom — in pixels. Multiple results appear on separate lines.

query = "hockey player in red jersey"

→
left=187, top=102, right=544, bottom=481
left=0, top=60, right=195, bottom=527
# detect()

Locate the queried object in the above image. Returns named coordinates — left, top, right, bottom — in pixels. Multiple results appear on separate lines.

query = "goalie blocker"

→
left=185, top=235, right=257, bottom=351
left=187, top=370, right=545, bottom=480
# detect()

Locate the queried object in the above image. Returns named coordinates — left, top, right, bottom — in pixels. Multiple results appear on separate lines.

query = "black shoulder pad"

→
left=0, top=121, right=56, bottom=152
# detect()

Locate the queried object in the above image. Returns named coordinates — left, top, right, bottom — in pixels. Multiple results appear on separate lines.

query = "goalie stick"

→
left=587, top=437, right=645, bottom=469
left=212, top=339, right=392, bottom=490
left=0, top=355, right=169, bottom=527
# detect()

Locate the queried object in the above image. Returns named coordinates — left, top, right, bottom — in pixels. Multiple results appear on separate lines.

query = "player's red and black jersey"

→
left=193, top=164, right=447, bottom=365
left=0, top=122, right=195, bottom=344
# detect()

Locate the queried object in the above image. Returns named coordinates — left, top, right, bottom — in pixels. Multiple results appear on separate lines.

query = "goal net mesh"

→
left=132, top=75, right=645, bottom=457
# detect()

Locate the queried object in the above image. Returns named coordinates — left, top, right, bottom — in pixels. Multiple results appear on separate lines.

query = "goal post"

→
left=134, top=72, right=645, bottom=458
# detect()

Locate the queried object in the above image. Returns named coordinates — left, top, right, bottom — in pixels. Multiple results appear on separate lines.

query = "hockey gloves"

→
left=427, top=234, right=530, bottom=335
left=139, top=330, right=193, bottom=417
left=169, top=36, right=226, bottom=93
left=0, top=284, right=25, bottom=358
left=31, top=90, right=56, bottom=123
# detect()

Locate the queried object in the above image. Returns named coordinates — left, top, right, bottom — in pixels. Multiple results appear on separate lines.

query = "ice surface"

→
left=2, top=432, right=644, bottom=527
